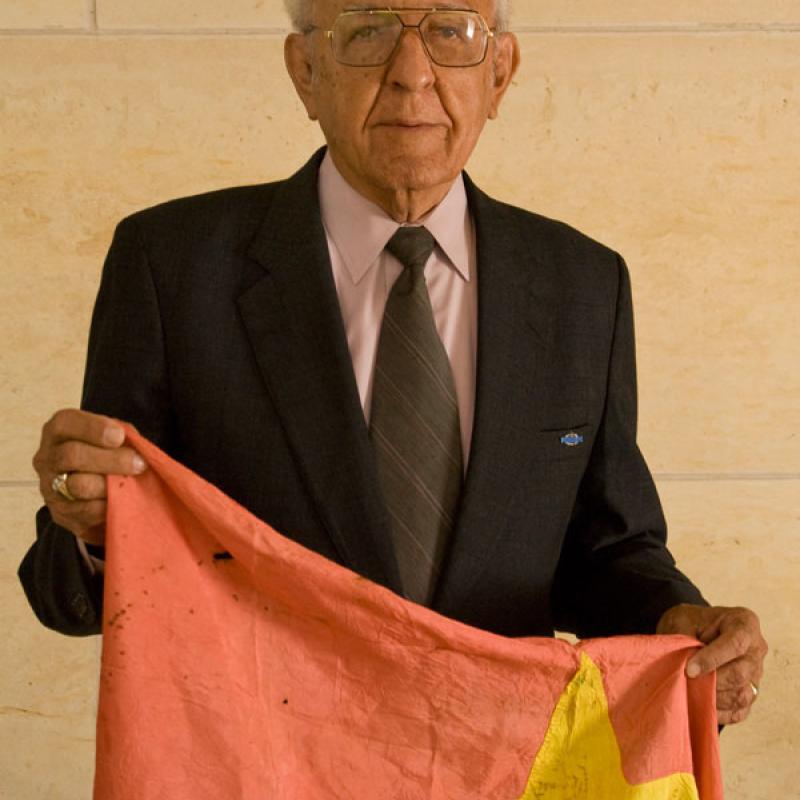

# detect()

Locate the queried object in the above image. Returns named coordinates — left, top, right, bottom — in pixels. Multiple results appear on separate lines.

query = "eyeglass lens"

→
left=331, top=11, right=487, bottom=67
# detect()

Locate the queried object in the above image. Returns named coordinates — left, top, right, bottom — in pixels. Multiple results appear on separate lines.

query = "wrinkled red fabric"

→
left=94, top=428, right=722, bottom=799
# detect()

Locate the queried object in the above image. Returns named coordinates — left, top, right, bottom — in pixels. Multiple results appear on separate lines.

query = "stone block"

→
left=96, top=0, right=289, bottom=30
left=0, top=0, right=88, bottom=29
left=512, top=1, right=800, bottom=28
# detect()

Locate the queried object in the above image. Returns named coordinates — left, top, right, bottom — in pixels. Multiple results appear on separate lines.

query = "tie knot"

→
left=386, top=227, right=436, bottom=275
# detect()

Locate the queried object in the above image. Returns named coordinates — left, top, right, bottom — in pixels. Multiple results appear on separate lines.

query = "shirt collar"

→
left=318, top=151, right=471, bottom=285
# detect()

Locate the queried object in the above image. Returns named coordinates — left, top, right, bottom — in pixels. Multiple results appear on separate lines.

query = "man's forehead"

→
left=316, top=0, right=493, bottom=19
left=340, top=2, right=473, bottom=8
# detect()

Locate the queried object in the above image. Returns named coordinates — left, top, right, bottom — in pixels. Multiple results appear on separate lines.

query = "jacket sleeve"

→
left=18, top=509, right=105, bottom=636
left=18, top=214, right=175, bottom=636
left=551, top=255, right=707, bottom=637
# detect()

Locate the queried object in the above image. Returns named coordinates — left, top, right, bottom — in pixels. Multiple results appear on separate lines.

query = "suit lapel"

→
left=433, top=177, right=558, bottom=610
left=234, top=156, right=559, bottom=608
left=236, top=151, right=401, bottom=593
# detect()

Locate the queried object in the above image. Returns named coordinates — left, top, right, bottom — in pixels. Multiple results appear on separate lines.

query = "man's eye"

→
left=428, top=24, right=465, bottom=41
left=350, top=25, right=380, bottom=40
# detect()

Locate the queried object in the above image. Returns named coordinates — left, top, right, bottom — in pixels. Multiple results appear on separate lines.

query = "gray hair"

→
left=283, top=0, right=511, bottom=33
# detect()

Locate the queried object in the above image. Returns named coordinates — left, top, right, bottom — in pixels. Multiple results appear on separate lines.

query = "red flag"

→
left=94, top=428, right=722, bottom=799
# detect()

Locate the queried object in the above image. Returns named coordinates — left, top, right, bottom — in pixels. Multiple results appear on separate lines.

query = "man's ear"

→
left=284, top=33, right=318, bottom=121
left=487, top=32, right=520, bottom=120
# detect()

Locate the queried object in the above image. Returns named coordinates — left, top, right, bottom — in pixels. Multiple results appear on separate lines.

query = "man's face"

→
left=285, top=0, right=519, bottom=215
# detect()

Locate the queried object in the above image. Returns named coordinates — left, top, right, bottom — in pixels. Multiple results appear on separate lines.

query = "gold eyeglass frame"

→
left=315, top=7, right=496, bottom=68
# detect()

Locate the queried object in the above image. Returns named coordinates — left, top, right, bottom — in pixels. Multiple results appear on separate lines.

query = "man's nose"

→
left=384, top=28, right=435, bottom=90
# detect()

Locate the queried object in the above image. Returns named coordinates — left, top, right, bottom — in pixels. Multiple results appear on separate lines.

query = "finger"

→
left=50, top=499, right=108, bottom=540
left=33, top=410, right=130, bottom=491
left=50, top=472, right=108, bottom=503
left=76, top=523, right=106, bottom=548
left=696, top=617, right=723, bottom=644
left=717, top=686, right=756, bottom=711
left=655, top=606, right=697, bottom=637
left=716, top=685, right=758, bottom=712
left=715, top=654, right=763, bottom=692
left=717, top=705, right=753, bottom=726
left=43, top=409, right=126, bottom=448
left=50, top=442, right=146, bottom=479
left=686, top=620, right=754, bottom=677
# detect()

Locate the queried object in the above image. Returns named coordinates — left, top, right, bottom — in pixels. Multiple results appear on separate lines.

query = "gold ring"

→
left=749, top=682, right=759, bottom=699
left=51, top=472, right=76, bottom=501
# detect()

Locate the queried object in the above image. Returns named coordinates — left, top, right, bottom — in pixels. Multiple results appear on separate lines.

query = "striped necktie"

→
left=369, top=226, right=463, bottom=604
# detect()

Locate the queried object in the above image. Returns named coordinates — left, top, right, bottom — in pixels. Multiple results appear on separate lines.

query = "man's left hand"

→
left=657, top=603, right=768, bottom=725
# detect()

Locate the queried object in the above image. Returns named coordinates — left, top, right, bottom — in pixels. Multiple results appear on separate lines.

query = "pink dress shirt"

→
left=319, top=152, right=478, bottom=465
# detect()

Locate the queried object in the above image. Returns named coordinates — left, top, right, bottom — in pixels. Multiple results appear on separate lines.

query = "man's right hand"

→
left=33, top=409, right=147, bottom=546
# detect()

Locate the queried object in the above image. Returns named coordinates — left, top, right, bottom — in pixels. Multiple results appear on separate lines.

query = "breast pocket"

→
left=534, top=423, right=594, bottom=464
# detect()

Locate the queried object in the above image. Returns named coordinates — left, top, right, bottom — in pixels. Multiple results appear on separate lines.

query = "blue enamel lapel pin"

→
left=560, top=432, right=584, bottom=447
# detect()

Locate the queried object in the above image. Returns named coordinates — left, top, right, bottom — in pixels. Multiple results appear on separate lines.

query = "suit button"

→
left=70, top=593, right=89, bottom=618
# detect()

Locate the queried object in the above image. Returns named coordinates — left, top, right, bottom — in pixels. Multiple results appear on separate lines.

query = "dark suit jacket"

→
left=19, top=148, right=705, bottom=638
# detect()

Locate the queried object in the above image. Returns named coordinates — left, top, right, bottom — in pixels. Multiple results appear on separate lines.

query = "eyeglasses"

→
left=319, top=8, right=495, bottom=68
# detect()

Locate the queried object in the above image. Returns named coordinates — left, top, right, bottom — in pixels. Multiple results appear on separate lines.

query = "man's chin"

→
left=364, top=151, right=459, bottom=195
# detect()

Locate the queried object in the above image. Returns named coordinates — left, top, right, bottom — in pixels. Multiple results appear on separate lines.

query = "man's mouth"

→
left=374, top=120, right=444, bottom=129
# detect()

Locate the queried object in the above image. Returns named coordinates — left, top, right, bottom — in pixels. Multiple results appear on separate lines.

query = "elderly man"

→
left=21, top=0, right=766, bottom=726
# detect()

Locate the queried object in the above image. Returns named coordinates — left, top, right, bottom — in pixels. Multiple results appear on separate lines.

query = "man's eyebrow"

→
left=342, top=5, right=475, bottom=11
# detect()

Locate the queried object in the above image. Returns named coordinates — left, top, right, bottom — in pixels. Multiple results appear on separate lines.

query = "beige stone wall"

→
left=1, top=2, right=797, bottom=797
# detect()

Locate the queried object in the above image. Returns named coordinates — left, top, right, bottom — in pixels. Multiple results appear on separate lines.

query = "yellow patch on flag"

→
left=520, top=653, right=699, bottom=799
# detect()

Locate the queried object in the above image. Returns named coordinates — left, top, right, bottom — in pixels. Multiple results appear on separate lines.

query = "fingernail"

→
left=104, top=427, right=125, bottom=447
left=686, top=662, right=701, bottom=678
left=132, top=455, right=147, bottom=473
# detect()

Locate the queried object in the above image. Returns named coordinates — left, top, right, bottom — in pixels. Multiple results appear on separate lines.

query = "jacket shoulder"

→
left=465, top=177, right=625, bottom=307
left=464, top=175, right=620, bottom=266
left=498, top=198, right=619, bottom=264
left=115, top=181, right=284, bottom=243
left=116, top=149, right=325, bottom=240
